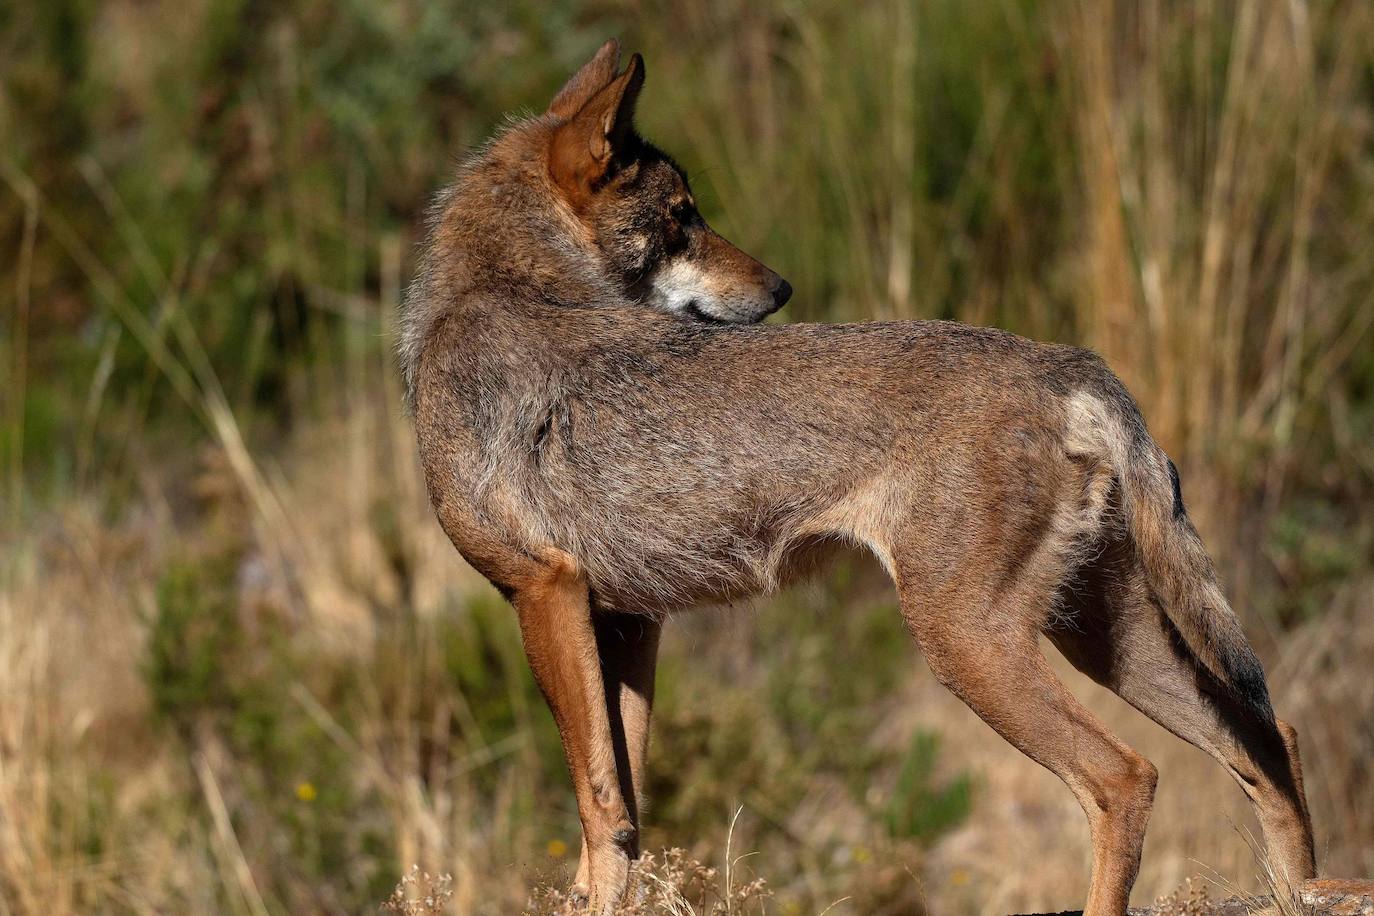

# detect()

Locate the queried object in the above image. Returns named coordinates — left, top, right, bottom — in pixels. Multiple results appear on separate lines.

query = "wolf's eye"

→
left=670, top=202, right=695, bottom=224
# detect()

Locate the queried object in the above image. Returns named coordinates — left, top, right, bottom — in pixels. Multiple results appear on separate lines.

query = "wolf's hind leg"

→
left=572, top=612, right=662, bottom=900
left=1048, top=541, right=1316, bottom=889
left=513, top=552, right=633, bottom=915
left=901, top=582, right=1157, bottom=916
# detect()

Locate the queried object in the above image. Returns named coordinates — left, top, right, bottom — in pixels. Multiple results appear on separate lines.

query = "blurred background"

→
left=2, top=1, right=1372, bottom=913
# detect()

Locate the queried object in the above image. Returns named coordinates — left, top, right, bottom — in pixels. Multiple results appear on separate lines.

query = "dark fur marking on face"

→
left=591, top=149, right=695, bottom=283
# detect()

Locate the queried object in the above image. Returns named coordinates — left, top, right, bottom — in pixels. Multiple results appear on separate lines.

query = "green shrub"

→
left=879, top=730, right=973, bottom=844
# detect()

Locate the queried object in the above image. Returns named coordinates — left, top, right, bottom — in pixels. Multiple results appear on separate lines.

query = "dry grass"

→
left=381, top=866, right=454, bottom=915
left=1150, top=877, right=1214, bottom=916
left=525, top=848, right=772, bottom=916
left=2, top=1, right=1372, bottom=914
left=0, top=396, right=1369, bottom=913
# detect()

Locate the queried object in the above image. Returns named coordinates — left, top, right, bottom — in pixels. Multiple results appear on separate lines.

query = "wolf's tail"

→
left=1119, top=440, right=1276, bottom=724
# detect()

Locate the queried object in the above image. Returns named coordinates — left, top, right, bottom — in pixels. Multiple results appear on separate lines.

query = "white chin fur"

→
left=647, top=259, right=763, bottom=323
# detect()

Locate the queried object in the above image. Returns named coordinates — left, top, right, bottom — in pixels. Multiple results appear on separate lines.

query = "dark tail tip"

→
left=1224, top=642, right=1276, bottom=724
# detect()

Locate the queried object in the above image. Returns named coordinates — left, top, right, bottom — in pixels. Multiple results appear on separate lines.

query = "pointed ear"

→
left=547, top=38, right=621, bottom=120
left=549, top=53, right=645, bottom=197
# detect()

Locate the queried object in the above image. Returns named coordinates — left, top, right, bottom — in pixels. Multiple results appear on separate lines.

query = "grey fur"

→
left=401, top=103, right=1269, bottom=717
left=400, top=44, right=1315, bottom=911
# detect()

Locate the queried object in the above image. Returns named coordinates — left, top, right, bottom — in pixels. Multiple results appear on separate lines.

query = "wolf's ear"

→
left=549, top=53, right=645, bottom=198
left=548, top=38, right=622, bottom=120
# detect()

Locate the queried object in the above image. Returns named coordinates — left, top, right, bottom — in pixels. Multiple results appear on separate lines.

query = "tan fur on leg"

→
left=573, top=613, right=662, bottom=898
left=903, top=580, right=1156, bottom=916
left=1050, top=540, right=1317, bottom=890
left=514, top=552, right=634, bottom=913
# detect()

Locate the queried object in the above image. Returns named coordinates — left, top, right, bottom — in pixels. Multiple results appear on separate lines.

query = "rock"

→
left=1300, top=879, right=1374, bottom=916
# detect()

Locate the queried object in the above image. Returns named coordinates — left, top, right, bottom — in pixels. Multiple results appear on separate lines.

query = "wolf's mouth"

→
left=682, top=300, right=735, bottom=325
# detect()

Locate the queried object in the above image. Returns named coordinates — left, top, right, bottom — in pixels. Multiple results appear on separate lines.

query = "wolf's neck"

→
left=450, top=170, right=625, bottom=310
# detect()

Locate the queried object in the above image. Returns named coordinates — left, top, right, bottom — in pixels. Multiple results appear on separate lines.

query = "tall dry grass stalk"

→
left=1065, top=1, right=1374, bottom=530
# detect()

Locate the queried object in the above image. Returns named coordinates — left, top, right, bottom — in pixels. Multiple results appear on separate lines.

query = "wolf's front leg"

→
left=572, top=613, right=663, bottom=898
left=513, top=551, right=634, bottom=914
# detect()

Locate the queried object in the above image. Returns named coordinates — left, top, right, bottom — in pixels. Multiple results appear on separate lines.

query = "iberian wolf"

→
left=400, top=39, right=1316, bottom=916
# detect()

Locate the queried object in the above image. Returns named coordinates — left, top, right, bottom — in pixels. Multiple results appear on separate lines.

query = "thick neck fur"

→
left=399, top=116, right=629, bottom=402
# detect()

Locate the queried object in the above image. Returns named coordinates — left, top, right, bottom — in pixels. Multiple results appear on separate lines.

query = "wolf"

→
left=401, top=39, right=1316, bottom=915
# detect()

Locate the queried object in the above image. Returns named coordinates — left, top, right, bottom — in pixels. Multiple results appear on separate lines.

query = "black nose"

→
left=771, top=278, right=793, bottom=308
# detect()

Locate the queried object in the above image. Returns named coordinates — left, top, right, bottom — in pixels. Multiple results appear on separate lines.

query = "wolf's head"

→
left=402, top=41, right=791, bottom=401
left=540, top=40, right=792, bottom=323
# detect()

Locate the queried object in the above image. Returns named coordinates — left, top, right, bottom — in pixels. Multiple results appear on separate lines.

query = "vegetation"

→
left=1, top=1, right=1370, bottom=913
